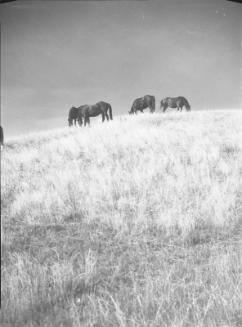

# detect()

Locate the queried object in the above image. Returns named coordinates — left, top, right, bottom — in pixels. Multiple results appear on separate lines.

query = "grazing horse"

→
left=129, top=95, right=155, bottom=114
left=160, top=96, right=191, bottom=112
left=68, top=106, right=80, bottom=126
left=0, top=126, right=3, bottom=147
left=78, top=101, right=113, bottom=127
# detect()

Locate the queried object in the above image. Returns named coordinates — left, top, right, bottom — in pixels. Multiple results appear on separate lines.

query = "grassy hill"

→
left=1, top=110, right=242, bottom=326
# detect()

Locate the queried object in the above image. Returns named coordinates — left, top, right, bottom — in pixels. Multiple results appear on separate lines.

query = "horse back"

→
left=83, top=104, right=100, bottom=117
left=96, top=101, right=110, bottom=107
left=144, top=95, right=154, bottom=101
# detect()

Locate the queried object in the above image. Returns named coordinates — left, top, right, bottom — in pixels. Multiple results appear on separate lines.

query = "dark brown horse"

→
left=0, top=126, right=3, bottom=147
left=68, top=106, right=80, bottom=126
left=160, top=96, right=191, bottom=112
left=78, top=101, right=113, bottom=127
left=129, top=95, right=155, bottom=114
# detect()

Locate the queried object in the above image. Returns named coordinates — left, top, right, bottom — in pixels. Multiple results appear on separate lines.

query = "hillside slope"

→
left=1, top=110, right=242, bottom=326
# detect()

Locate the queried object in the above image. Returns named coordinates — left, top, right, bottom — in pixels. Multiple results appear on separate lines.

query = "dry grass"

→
left=1, top=110, right=242, bottom=326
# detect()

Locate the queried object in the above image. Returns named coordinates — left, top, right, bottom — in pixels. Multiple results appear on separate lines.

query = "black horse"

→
left=0, top=126, right=3, bottom=147
left=68, top=106, right=80, bottom=126
left=160, top=96, right=191, bottom=112
left=78, top=101, right=113, bottom=127
left=129, top=95, right=155, bottom=114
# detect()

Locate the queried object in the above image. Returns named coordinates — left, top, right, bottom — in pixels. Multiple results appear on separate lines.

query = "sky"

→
left=0, top=0, right=241, bottom=137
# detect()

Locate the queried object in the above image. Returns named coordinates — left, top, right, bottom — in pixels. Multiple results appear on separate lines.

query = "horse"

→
left=129, top=95, right=155, bottom=114
left=78, top=101, right=113, bottom=127
left=0, top=126, right=3, bottom=147
left=160, top=96, right=191, bottom=112
left=68, top=106, right=80, bottom=126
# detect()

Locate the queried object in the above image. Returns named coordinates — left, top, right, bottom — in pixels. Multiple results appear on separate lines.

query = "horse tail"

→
left=152, top=96, right=155, bottom=112
left=130, top=101, right=136, bottom=114
left=0, top=126, right=4, bottom=146
left=68, top=108, right=72, bottom=126
left=108, top=104, right=113, bottom=120
left=183, top=97, right=191, bottom=111
left=77, top=107, right=83, bottom=126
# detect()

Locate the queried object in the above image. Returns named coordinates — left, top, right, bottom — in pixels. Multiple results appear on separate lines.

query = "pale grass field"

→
left=1, top=110, right=242, bottom=326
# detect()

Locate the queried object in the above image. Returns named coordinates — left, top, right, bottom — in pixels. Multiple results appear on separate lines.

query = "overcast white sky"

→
left=0, top=0, right=241, bottom=137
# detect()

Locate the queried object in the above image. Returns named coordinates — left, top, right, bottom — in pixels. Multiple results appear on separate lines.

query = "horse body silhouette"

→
left=78, top=101, right=113, bottom=127
left=0, top=126, right=3, bottom=147
left=68, top=106, right=80, bottom=126
left=129, top=95, right=155, bottom=114
left=160, top=96, right=191, bottom=112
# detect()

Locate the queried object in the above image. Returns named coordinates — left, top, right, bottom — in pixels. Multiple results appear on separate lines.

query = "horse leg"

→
left=105, top=112, right=109, bottom=121
left=85, top=116, right=90, bottom=127
left=102, top=112, right=105, bottom=122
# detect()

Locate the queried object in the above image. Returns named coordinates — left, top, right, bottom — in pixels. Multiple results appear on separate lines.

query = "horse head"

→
left=160, top=99, right=165, bottom=111
left=160, top=98, right=169, bottom=112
